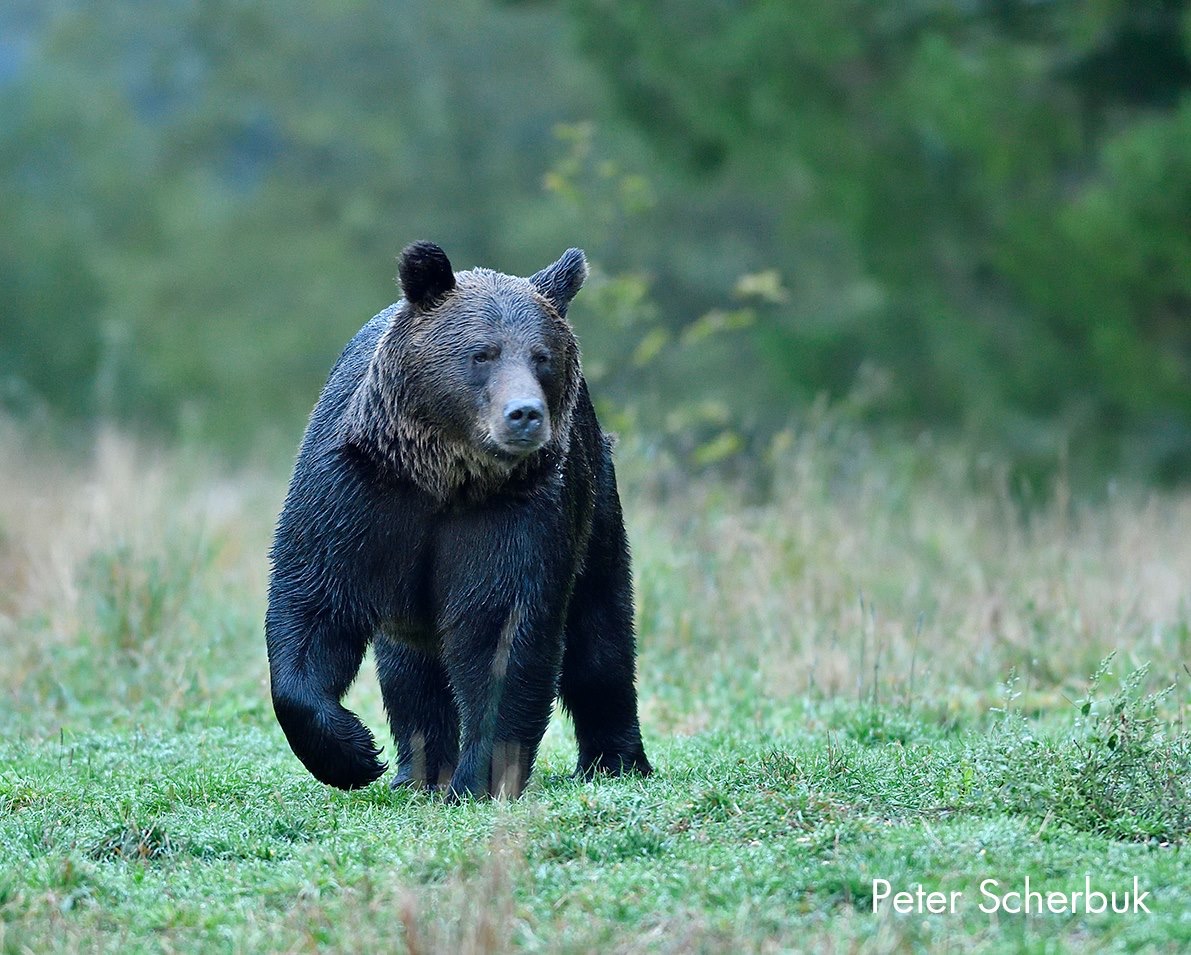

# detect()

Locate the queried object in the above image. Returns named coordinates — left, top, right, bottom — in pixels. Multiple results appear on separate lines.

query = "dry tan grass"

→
left=627, top=430, right=1191, bottom=727
left=0, top=423, right=276, bottom=721
left=0, top=419, right=1189, bottom=953
left=1, top=418, right=1187, bottom=731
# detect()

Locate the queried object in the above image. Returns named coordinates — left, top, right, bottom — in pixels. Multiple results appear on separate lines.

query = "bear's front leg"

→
left=442, top=599, right=565, bottom=800
left=434, top=504, right=571, bottom=800
left=559, top=461, right=651, bottom=779
left=265, top=604, right=386, bottom=790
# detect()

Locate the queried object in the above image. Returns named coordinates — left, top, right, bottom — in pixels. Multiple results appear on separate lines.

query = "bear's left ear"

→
left=398, top=241, right=456, bottom=309
left=530, top=248, right=588, bottom=316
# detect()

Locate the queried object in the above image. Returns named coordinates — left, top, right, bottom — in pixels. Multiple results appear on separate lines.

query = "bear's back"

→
left=299, top=306, right=400, bottom=455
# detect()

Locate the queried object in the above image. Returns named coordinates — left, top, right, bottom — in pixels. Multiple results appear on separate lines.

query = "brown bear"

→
left=265, top=242, right=652, bottom=798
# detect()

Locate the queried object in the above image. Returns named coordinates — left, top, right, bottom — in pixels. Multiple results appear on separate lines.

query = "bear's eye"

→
left=472, top=347, right=499, bottom=365
left=533, top=351, right=551, bottom=367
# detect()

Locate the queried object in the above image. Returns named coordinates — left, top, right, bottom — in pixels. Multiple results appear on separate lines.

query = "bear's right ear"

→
left=398, top=241, right=456, bottom=309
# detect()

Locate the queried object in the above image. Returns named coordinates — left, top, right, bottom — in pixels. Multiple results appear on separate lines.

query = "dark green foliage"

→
left=563, top=0, right=1191, bottom=481
left=0, top=0, right=600, bottom=448
left=1, top=0, right=1188, bottom=481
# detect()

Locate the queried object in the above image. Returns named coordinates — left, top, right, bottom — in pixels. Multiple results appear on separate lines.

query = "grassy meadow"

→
left=1, top=419, right=1190, bottom=953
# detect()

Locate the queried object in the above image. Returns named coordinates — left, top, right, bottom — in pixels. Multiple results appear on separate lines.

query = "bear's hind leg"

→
left=374, top=640, right=459, bottom=790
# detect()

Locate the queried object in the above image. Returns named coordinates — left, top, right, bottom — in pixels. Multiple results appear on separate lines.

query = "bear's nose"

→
left=504, top=398, right=545, bottom=436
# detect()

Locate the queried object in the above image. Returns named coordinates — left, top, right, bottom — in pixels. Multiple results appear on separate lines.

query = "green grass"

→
left=1, top=423, right=1189, bottom=952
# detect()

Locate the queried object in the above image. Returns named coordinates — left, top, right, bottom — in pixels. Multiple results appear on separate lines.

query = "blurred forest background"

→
left=2, top=0, right=1189, bottom=486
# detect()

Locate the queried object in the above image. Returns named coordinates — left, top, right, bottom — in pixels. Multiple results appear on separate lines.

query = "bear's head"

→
left=347, top=242, right=588, bottom=500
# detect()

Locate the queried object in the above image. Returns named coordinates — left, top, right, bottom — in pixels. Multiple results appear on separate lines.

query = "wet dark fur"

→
left=265, top=243, right=651, bottom=798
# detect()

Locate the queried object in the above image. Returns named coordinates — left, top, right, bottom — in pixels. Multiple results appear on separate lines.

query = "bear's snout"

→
left=504, top=397, right=545, bottom=433
left=498, top=396, right=550, bottom=452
